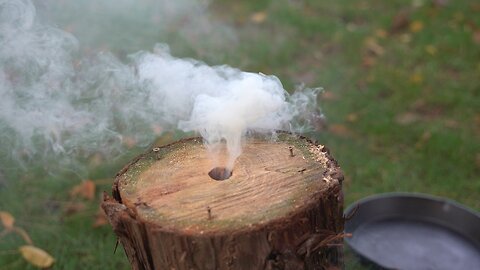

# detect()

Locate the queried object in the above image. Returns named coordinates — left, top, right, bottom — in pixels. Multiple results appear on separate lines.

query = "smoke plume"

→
left=0, top=0, right=322, bottom=175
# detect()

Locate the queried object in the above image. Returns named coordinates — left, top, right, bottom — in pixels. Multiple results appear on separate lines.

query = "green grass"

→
left=1, top=0, right=479, bottom=269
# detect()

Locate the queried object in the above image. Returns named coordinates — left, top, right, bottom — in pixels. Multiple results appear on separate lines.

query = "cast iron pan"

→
left=344, top=193, right=480, bottom=269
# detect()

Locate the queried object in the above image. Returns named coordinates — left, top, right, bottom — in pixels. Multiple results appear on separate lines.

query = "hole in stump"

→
left=208, top=167, right=232, bottom=181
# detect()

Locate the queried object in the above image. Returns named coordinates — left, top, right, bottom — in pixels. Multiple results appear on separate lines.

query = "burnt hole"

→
left=208, top=167, right=232, bottom=181
left=267, top=251, right=280, bottom=260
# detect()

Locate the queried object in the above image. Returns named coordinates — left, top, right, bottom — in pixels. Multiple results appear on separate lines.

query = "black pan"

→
left=344, top=193, right=480, bottom=270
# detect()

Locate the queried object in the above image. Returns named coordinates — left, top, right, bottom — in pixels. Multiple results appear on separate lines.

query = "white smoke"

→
left=0, top=0, right=322, bottom=174
left=135, top=45, right=319, bottom=169
left=41, top=0, right=237, bottom=61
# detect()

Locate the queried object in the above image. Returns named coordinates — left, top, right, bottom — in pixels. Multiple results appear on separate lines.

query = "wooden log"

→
left=102, top=132, right=344, bottom=270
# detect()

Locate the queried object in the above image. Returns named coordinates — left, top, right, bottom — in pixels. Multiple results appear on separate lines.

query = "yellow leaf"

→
left=409, top=20, right=424, bottom=33
left=250, top=12, right=267, bottom=24
left=19, top=245, right=55, bottom=268
left=425, top=45, right=437, bottom=55
left=0, top=211, right=15, bottom=230
left=410, top=73, right=423, bottom=84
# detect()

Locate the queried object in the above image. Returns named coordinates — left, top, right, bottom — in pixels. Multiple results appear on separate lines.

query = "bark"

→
left=102, top=133, right=344, bottom=270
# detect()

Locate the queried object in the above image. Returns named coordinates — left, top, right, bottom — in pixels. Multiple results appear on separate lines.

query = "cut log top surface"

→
left=116, top=133, right=338, bottom=235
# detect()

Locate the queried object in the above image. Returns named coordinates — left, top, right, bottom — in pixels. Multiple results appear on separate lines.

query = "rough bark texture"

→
left=102, top=133, right=344, bottom=270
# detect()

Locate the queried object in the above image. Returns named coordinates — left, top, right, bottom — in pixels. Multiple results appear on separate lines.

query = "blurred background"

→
left=0, top=0, right=479, bottom=269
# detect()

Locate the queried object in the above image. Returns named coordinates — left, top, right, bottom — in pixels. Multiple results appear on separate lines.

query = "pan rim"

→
left=345, top=192, right=480, bottom=219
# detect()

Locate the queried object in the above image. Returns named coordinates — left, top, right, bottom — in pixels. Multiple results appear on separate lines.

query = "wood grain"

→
left=118, top=136, right=328, bottom=233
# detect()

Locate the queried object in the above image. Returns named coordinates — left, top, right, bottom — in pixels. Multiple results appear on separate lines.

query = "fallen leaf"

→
left=356, top=79, right=367, bottom=90
left=321, top=91, right=338, bottom=101
left=362, top=56, right=376, bottom=68
left=93, top=207, right=108, bottom=228
left=122, top=136, right=137, bottom=148
left=396, top=112, right=419, bottom=125
left=410, top=73, right=423, bottom=84
left=70, top=180, right=96, bottom=201
left=64, top=202, right=86, bottom=216
left=19, top=245, right=55, bottom=268
left=473, top=31, right=480, bottom=45
left=425, top=45, right=437, bottom=55
left=88, top=152, right=104, bottom=167
left=411, top=99, right=426, bottom=110
left=375, top=29, right=387, bottom=38
left=444, top=119, right=459, bottom=128
left=346, top=23, right=357, bottom=32
left=366, top=74, right=375, bottom=82
left=433, top=0, right=449, bottom=7
left=250, top=11, right=267, bottom=24
left=411, top=100, right=444, bottom=119
left=411, top=0, right=425, bottom=8
left=474, top=114, right=480, bottom=127
left=410, top=20, right=424, bottom=33
left=364, top=37, right=385, bottom=56
left=329, top=124, right=350, bottom=137
left=346, top=113, right=359, bottom=123
left=415, top=131, right=432, bottom=149
left=391, top=10, right=410, bottom=34
left=400, top=33, right=412, bottom=43
left=472, top=4, right=480, bottom=12
left=151, top=124, right=163, bottom=135
left=453, top=12, right=464, bottom=23
left=0, top=211, right=15, bottom=230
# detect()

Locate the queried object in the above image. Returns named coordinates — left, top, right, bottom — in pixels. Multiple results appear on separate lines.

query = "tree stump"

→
left=102, top=132, right=344, bottom=270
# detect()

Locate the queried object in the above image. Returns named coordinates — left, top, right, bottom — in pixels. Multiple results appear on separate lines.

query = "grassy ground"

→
left=1, top=0, right=479, bottom=269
